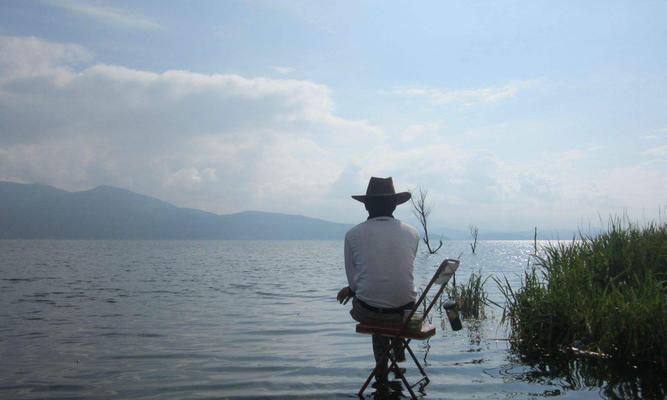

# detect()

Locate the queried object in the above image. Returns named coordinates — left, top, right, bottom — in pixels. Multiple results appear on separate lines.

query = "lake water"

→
left=0, top=240, right=654, bottom=399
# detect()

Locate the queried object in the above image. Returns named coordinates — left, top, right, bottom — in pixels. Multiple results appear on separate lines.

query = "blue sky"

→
left=0, top=1, right=665, bottom=231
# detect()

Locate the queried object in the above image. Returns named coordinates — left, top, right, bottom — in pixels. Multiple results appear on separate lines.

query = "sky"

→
left=0, top=0, right=666, bottom=232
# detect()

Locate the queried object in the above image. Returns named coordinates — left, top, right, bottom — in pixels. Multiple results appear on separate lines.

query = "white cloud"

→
left=595, top=164, right=667, bottom=215
left=397, top=123, right=441, bottom=143
left=643, top=128, right=667, bottom=140
left=0, top=35, right=91, bottom=78
left=558, top=148, right=587, bottom=161
left=271, top=66, right=293, bottom=74
left=164, top=166, right=218, bottom=189
left=44, top=0, right=163, bottom=31
left=643, top=145, right=667, bottom=159
left=394, top=80, right=537, bottom=107
left=0, top=36, right=382, bottom=218
left=0, top=36, right=664, bottom=230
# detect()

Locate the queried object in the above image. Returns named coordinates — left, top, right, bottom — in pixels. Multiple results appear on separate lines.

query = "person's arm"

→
left=344, top=235, right=357, bottom=293
left=337, top=235, right=356, bottom=304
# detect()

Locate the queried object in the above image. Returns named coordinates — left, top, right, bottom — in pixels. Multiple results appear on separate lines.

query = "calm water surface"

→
left=0, top=240, right=630, bottom=399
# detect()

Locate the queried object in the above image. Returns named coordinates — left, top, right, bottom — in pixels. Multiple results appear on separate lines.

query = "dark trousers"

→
left=350, top=299, right=407, bottom=380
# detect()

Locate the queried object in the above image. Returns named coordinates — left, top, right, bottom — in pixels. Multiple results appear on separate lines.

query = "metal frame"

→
left=356, top=258, right=459, bottom=399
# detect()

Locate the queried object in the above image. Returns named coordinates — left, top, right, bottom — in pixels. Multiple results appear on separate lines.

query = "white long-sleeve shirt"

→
left=344, top=217, right=420, bottom=308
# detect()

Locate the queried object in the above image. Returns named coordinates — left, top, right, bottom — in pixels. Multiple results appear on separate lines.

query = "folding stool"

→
left=355, top=258, right=460, bottom=399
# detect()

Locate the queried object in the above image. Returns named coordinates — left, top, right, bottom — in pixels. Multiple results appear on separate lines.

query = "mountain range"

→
left=0, top=181, right=579, bottom=240
left=0, top=182, right=351, bottom=239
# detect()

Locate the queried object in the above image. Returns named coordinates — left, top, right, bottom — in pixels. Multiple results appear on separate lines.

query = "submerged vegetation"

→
left=447, top=270, right=489, bottom=319
left=496, top=219, right=667, bottom=368
left=508, top=350, right=666, bottom=399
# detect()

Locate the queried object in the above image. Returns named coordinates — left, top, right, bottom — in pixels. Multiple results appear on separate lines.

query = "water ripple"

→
left=0, top=239, right=620, bottom=399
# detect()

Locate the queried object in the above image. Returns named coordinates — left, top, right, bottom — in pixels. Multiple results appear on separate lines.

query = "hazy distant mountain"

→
left=0, top=182, right=352, bottom=239
left=0, top=181, right=580, bottom=240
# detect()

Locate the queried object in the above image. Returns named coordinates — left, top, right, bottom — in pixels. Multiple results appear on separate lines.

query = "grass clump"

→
left=447, top=270, right=489, bottom=319
left=497, top=219, right=667, bottom=367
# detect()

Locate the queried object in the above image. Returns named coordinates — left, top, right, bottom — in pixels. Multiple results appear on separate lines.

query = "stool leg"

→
left=359, top=337, right=430, bottom=399
left=404, top=339, right=430, bottom=387
left=387, top=350, right=418, bottom=400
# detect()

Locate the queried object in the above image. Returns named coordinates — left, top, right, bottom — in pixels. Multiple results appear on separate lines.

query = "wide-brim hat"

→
left=351, top=176, right=411, bottom=205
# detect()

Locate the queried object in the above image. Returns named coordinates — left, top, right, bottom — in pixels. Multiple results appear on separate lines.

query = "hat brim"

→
left=351, top=192, right=411, bottom=205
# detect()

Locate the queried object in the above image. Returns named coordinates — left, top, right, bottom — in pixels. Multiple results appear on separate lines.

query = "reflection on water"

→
left=497, top=351, right=666, bottom=399
left=0, top=240, right=658, bottom=399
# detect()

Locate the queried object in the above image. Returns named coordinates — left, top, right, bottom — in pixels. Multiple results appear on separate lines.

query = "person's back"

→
left=345, top=217, right=419, bottom=309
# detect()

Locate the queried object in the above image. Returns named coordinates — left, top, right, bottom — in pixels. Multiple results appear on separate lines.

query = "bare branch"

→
left=469, top=225, right=479, bottom=254
left=410, top=186, right=441, bottom=254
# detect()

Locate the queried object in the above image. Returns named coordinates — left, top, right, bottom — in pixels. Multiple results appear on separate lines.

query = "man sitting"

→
left=337, top=176, right=420, bottom=385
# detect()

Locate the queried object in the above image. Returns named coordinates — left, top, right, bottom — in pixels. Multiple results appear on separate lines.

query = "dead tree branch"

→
left=410, top=187, right=442, bottom=254
left=470, top=225, right=479, bottom=254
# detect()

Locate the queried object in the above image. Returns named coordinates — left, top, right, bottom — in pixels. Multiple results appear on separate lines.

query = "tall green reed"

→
left=496, top=218, right=667, bottom=367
